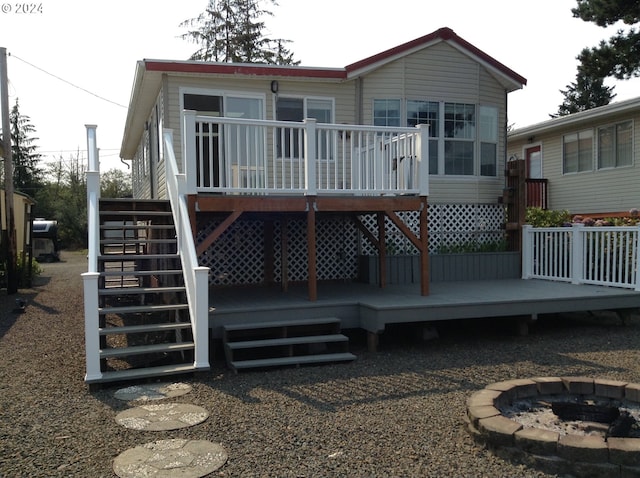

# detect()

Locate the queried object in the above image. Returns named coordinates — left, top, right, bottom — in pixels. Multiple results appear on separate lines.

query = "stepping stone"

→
left=113, top=439, right=227, bottom=478
left=113, top=382, right=192, bottom=401
left=115, top=403, right=208, bottom=431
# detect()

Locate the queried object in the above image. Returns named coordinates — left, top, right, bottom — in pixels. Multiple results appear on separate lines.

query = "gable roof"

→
left=508, top=95, right=640, bottom=141
left=121, top=27, right=526, bottom=157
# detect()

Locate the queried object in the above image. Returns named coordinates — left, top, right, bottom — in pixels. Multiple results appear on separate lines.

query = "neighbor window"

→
left=563, top=130, right=593, bottom=173
left=598, top=120, right=632, bottom=169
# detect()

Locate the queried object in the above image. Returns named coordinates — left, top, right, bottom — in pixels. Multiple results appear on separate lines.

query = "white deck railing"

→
left=182, top=111, right=429, bottom=196
left=522, top=224, right=640, bottom=290
left=164, top=129, right=210, bottom=371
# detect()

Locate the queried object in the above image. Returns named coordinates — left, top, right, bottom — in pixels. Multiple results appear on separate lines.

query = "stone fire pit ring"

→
left=466, top=377, right=640, bottom=476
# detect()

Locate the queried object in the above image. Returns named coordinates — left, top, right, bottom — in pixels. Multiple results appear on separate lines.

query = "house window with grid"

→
left=373, top=99, right=401, bottom=127
left=276, top=97, right=333, bottom=159
left=598, top=120, right=632, bottom=169
left=479, top=106, right=498, bottom=176
left=444, top=103, right=475, bottom=175
left=563, top=130, right=593, bottom=174
left=407, top=100, right=439, bottom=175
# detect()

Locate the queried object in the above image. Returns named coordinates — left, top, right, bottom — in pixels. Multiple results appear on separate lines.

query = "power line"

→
left=9, top=53, right=128, bottom=109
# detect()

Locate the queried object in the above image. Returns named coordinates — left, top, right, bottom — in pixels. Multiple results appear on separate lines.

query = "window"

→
left=563, top=130, right=593, bottom=173
left=374, top=99, right=401, bottom=127
left=479, top=106, right=498, bottom=176
left=598, top=121, right=632, bottom=169
left=407, top=100, right=439, bottom=174
left=276, top=97, right=333, bottom=159
left=444, top=103, right=475, bottom=175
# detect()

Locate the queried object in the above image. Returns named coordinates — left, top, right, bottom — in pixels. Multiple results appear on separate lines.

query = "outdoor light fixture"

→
left=270, top=80, right=279, bottom=93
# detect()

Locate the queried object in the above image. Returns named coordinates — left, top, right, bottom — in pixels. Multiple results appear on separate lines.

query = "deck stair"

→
left=222, top=317, right=356, bottom=372
left=91, top=198, right=197, bottom=384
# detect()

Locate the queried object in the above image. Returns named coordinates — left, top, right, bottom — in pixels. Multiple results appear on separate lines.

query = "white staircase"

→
left=87, top=199, right=198, bottom=384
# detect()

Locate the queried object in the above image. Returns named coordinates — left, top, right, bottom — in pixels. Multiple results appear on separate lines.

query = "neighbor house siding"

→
left=508, top=108, right=640, bottom=215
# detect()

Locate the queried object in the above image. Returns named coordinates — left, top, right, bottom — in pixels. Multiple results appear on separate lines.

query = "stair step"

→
left=100, top=210, right=172, bottom=216
left=99, top=253, right=180, bottom=260
left=99, top=286, right=186, bottom=296
left=230, top=352, right=356, bottom=371
left=223, top=317, right=341, bottom=332
left=99, top=303, right=189, bottom=315
left=100, top=342, right=195, bottom=358
left=226, top=334, right=349, bottom=350
left=85, top=363, right=198, bottom=384
left=100, top=269, right=183, bottom=277
left=100, top=322, right=193, bottom=335
left=101, top=224, right=175, bottom=230
left=100, top=239, right=177, bottom=246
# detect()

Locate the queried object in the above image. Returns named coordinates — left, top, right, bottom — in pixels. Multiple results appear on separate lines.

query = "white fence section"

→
left=164, top=130, right=210, bottom=370
left=522, top=224, right=640, bottom=290
left=183, top=111, right=429, bottom=196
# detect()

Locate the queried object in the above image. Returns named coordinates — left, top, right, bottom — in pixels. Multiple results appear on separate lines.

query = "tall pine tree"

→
left=180, top=0, right=298, bottom=65
left=554, top=70, right=616, bottom=117
left=573, top=0, right=640, bottom=79
left=10, top=99, right=42, bottom=195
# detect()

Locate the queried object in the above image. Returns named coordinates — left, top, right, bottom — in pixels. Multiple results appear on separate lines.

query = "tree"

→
left=10, top=98, right=42, bottom=195
left=573, top=0, right=640, bottom=80
left=180, top=0, right=299, bottom=65
left=554, top=71, right=616, bottom=117
left=101, top=168, right=132, bottom=198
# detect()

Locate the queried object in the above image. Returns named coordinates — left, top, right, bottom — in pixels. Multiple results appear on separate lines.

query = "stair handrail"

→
left=163, top=129, right=210, bottom=371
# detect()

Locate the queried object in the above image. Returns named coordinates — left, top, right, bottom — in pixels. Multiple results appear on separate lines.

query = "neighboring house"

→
left=84, top=27, right=528, bottom=383
left=0, top=189, right=35, bottom=264
left=507, top=96, right=640, bottom=216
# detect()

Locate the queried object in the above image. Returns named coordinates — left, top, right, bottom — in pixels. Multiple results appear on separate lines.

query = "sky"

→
left=2, top=0, right=640, bottom=173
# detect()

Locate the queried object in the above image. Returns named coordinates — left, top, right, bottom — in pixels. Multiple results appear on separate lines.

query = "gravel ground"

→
left=2, top=250, right=640, bottom=477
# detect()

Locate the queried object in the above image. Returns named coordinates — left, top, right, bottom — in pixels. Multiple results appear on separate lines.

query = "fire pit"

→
left=466, top=377, right=640, bottom=476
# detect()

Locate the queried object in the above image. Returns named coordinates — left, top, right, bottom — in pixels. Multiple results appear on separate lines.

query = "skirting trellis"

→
left=196, top=203, right=505, bottom=287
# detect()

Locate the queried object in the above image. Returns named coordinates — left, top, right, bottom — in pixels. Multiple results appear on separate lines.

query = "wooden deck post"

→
left=307, top=197, right=318, bottom=301
left=420, top=196, right=429, bottom=296
left=378, top=212, right=386, bottom=288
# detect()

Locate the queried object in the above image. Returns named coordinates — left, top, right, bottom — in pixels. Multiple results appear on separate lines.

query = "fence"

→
left=522, top=224, right=640, bottom=290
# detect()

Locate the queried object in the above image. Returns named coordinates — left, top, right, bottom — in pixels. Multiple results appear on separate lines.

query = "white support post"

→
left=521, top=224, right=532, bottom=279
left=304, top=118, right=317, bottom=195
left=570, top=223, right=585, bottom=285
left=193, top=266, right=210, bottom=370
left=416, top=123, right=429, bottom=196
left=183, top=110, right=197, bottom=194
left=82, top=272, right=102, bottom=382
left=85, top=125, right=100, bottom=274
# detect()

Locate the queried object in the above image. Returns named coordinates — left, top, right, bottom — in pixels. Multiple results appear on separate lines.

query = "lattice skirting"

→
left=196, top=204, right=506, bottom=286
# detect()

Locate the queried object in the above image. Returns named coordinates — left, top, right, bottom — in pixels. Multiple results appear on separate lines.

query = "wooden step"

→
left=223, top=317, right=341, bottom=332
left=101, top=224, right=175, bottom=230
left=85, top=363, right=197, bottom=385
left=99, top=253, right=179, bottom=261
left=100, top=322, right=192, bottom=335
left=98, top=303, right=189, bottom=315
left=226, top=334, right=349, bottom=350
left=99, top=286, right=186, bottom=296
left=100, top=342, right=195, bottom=358
left=100, top=269, right=183, bottom=277
left=100, top=210, right=172, bottom=217
left=230, top=352, right=356, bottom=371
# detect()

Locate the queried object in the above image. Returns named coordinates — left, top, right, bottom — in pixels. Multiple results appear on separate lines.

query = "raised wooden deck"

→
left=208, top=279, right=640, bottom=345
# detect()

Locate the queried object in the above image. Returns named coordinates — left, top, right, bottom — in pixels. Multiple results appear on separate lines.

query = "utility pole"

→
left=1, top=47, right=18, bottom=294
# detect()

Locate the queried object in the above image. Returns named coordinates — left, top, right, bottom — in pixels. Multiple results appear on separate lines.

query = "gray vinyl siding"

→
left=508, top=109, right=640, bottom=214
left=359, top=41, right=507, bottom=204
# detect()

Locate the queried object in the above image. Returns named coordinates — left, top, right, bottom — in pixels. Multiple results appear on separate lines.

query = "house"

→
left=84, top=27, right=528, bottom=384
left=507, top=96, right=640, bottom=216
left=0, top=189, right=35, bottom=286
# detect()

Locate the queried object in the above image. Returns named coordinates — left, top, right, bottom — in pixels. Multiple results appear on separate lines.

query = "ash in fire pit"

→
left=506, top=397, right=639, bottom=439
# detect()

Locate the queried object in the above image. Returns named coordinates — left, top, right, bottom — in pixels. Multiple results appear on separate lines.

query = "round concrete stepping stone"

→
left=113, top=439, right=227, bottom=478
left=115, top=403, right=208, bottom=431
left=113, top=382, right=192, bottom=401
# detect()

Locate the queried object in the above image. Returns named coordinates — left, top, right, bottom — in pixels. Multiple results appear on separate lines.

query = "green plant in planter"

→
left=525, top=207, right=571, bottom=227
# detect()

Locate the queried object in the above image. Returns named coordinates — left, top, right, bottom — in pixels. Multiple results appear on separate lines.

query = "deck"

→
left=208, top=278, right=640, bottom=346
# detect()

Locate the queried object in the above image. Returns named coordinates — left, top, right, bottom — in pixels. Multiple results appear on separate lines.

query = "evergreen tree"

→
left=180, top=0, right=299, bottom=65
left=573, top=0, right=640, bottom=80
left=10, top=99, right=42, bottom=195
left=554, top=70, right=616, bottom=117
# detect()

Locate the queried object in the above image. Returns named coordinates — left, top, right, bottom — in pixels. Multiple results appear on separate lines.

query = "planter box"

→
left=359, top=252, right=521, bottom=285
